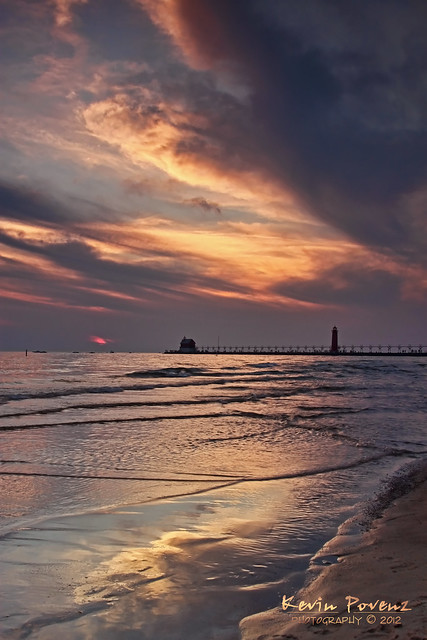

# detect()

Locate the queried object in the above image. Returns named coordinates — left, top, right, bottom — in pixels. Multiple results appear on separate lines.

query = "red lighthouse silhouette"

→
left=330, top=326, right=338, bottom=354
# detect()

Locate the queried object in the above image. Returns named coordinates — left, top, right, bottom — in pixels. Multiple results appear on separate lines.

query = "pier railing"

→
left=166, top=345, right=426, bottom=356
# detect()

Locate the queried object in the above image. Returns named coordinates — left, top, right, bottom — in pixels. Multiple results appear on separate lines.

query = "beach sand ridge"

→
left=240, top=476, right=427, bottom=640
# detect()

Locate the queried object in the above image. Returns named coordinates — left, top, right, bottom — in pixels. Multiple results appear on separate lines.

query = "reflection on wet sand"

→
left=0, top=472, right=382, bottom=640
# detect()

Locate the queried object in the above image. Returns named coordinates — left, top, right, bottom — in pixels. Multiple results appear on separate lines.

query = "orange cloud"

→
left=81, top=92, right=302, bottom=218
left=83, top=216, right=366, bottom=310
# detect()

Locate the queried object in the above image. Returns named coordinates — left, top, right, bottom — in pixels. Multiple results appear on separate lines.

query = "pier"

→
left=165, top=344, right=427, bottom=356
left=165, top=329, right=427, bottom=356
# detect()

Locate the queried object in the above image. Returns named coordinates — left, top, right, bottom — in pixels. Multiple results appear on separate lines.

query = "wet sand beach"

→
left=240, top=466, right=427, bottom=640
left=2, top=467, right=426, bottom=640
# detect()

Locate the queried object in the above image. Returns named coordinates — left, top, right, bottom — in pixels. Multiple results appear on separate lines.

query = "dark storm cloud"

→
left=0, top=230, right=40, bottom=255
left=150, top=0, right=427, bottom=262
left=274, top=263, right=401, bottom=308
left=74, top=0, right=167, bottom=64
left=0, top=181, right=71, bottom=225
left=0, top=181, right=119, bottom=227
left=0, top=181, right=136, bottom=226
left=43, top=240, right=187, bottom=290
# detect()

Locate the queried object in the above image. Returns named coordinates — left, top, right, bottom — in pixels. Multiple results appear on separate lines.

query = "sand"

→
left=240, top=476, right=427, bottom=640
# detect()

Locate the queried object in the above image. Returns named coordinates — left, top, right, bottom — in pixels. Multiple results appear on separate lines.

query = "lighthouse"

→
left=330, top=326, right=338, bottom=354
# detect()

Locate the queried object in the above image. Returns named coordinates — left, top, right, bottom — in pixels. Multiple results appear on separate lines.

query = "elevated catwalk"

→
left=165, top=328, right=426, bottom=356
left=165, top=345, right=426, bottom=356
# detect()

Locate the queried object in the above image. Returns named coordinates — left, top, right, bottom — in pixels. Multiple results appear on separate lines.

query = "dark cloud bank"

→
left=156, top=0, right=427, bottom=264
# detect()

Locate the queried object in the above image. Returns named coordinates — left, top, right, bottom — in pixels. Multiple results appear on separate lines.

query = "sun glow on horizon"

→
left=89, top=335, right=114, bottom=345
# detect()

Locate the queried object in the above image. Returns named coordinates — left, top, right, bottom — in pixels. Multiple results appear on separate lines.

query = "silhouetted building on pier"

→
left=330, top=326, right=338, bottom=353
left=179, top=337, right=197, bottom=353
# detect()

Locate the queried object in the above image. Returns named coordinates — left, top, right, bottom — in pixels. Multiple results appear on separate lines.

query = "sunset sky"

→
left=1, top=0, right=426, bottom=351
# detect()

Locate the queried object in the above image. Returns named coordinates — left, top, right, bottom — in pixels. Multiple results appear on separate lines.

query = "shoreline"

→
left=1, top=463, right=425, bottom=639
left=240, top=460, right=427, bottom=639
